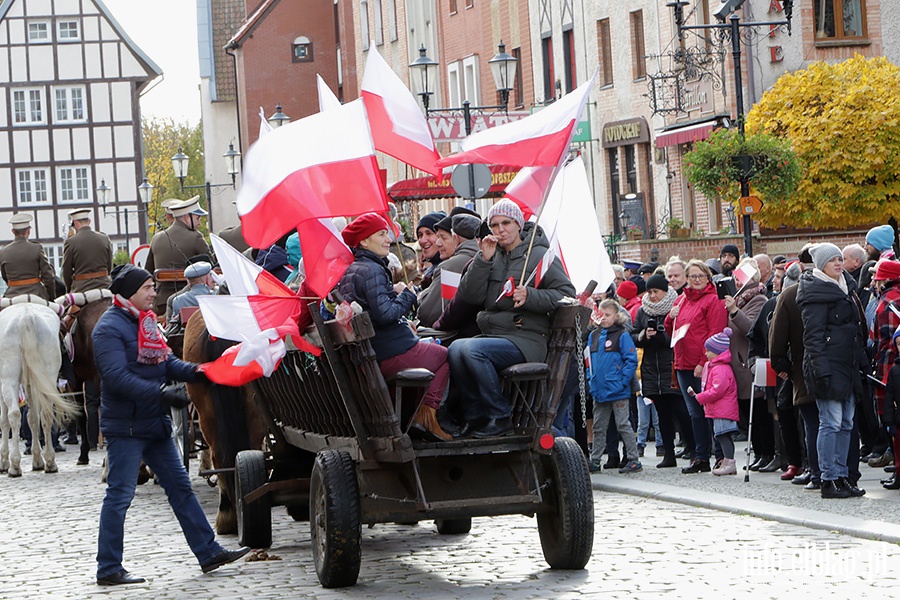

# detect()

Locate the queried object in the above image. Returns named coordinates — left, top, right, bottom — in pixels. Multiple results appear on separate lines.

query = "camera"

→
left=647, top=318, right=665, bottom=332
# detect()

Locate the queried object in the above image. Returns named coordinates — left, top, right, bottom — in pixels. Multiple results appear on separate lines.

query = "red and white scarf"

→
left=114, top=294, right=171, bottom=365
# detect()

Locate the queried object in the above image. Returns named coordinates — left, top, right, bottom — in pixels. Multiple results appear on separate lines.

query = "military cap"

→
left=67, top=208, right=92, bottom=222
left=170, top=196, right=208, bottom=217
left=9, top=213, right=33, bottom=230
left=184, top=261, right=212, bottom=279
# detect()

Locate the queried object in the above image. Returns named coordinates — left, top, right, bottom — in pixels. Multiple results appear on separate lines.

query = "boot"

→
left=712, top=458, right=737, bottom=476
left=820, top=479, right=850, bottom=499
left=750, top=455, right=773, bottom=472
left=759, top=455, right=784, bottom=473
left=657, top=454, right=677, bottom=468
left=409, top=405, right=452, bottom=442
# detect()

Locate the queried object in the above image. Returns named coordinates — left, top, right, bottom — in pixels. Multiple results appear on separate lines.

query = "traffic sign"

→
left=739, top=195, right=763, bottom=215
left=131, top=244, right=150, bottom=269
left=451, top=164, right=492, bottom=199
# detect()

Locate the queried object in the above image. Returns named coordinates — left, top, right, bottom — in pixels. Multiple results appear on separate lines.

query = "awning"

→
left=654, top=121, right=717, bottom=149
left=388, top=165, right=519, bottom=201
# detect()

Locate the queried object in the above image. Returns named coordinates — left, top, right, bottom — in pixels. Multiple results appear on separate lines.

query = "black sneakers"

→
left=820, top=479, right=850, bottom=499
left=681, top=459, right=711, bottom=474
left=97, top=570, right=146, bottom=586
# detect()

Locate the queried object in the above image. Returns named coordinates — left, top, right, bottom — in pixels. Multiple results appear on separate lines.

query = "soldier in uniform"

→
left=62, top=208, right=113, bottom=293
left=145, top=196, right=210, bottom=316
left=169, top=261, right=215, bottom=329
left=0, top=213, right=55, bottom=300
left=159, top=198, right=180, bottom=229
left=217, top=222, right=250, bottom=253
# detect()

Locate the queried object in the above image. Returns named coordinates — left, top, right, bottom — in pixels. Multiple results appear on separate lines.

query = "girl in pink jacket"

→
left=690, top=327, right=740, bottom=475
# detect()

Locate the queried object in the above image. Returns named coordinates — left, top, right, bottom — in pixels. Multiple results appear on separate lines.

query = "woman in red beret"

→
left=337, top=213, right=451, bottom=441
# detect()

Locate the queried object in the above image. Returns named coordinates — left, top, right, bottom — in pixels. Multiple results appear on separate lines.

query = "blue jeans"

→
left=636, top=397, right=661, bottom=449
left=798, top=402, right=820, bottom=482
left=447, top=337, right=524, bottom=421
left=677, top=370, right=713, bottom=461
left=816, top=393, right=855, bottom=481
left=97, top=436, right=222, bottom=577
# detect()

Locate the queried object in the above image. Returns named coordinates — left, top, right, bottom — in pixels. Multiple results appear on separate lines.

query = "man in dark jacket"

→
left=417, top=213, right=480, bottom=328
left=93, top=265, right=247, bottom=585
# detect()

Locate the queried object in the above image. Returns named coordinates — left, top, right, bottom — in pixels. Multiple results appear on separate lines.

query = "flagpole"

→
left=518, top=160, right=566, bottom=285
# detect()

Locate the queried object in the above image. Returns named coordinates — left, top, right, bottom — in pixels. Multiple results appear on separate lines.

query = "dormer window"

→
left=28, top=21, right=50, bottom=42
left=292, top=36, right=312, bottom=62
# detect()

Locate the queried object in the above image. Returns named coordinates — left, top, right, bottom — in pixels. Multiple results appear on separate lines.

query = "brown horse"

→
left=182, top=311, right=266, bottom=534
left=69, top=298, right=110, bottom=465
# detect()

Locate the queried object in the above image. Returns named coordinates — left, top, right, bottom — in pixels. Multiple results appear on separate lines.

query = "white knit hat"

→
left=486, top=199, right=524, bottom=230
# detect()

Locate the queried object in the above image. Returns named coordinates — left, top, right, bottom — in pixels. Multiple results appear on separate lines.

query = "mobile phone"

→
left=647, top=318, right=658, bottom=330
left=687, top=386, right=695, bottom=396
left=715, top=277, right=737, bottom=300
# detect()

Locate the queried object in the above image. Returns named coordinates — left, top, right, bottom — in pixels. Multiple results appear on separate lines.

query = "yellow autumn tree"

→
left=141, top=117, right=205, bottom=238
left=746, top=55, right=900, bottom=228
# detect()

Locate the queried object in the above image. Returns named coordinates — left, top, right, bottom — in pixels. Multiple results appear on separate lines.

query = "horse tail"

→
left=19, top=308, right=78, bottom=429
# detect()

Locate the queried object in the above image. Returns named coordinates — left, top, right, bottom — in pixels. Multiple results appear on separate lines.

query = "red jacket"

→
left=696, top=350, right=740, bottom=421
left=665, top=282, right=727, bottom=370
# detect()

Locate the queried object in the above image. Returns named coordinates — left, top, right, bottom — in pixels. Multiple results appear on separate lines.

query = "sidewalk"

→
left=590, top=440, right=900, bottom=544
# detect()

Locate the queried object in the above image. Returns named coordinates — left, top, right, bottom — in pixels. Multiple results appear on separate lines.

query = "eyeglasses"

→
left=687, top=274, right=707, bottom=280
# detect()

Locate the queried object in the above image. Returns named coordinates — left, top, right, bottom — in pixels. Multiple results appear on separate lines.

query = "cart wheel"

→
left=235, top=450, right=271, bottom=548
left=435, top=518, right=472, bottom=535
left=537, top=436, right=594, bottom=569
left=310, top=450, right=361, bottom=588
left=170, top=406, right=190, bottom=473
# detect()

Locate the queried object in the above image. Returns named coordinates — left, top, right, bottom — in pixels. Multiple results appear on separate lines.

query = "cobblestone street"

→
left=1, top=445, right=899, bottom=598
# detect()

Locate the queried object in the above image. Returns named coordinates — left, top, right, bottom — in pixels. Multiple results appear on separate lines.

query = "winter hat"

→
left=448, top=206, right=480, bottom=219
left=720, top=244, right=740, bottom=260
left=452, top=214, right=481, bottom=240
left=341, top=213, right=389, bottom=248
left=433, top=215, right=454, bottom=234
left=873, top=259, right=900, bottom=282
left=809, top=242, right=843, bottom=271
left=285, top=232, right=302, bottom=267
left=782, top=262, right=802, bottom=289
left=705, top=258, right=722, bottom=275
left=704, top=327, right=733, bottom=355
left=110, top=264, right=152, bottom=299
left=486, top=199, right=525, bottom=230
left=638, top=262, right=657, bottom=275
left=866, top=225, right=895, bottom=253
left=893, top=325, right=900, bottom=345
left=646, top=274, right=669, bottom=293
left=629, top=274, right=647, bottom=295
left=416, top=211, right=446, bottom=234
left=617, top=279, right=638, bottom=301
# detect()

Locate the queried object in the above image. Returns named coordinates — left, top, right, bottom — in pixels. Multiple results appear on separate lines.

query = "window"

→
left=59, top=167, right=91, bottom=203
left=465, top=0, right=473, bottom=8
left=58, top=20, right=80, bottom=41
left=541, top=35, right=555, bottom=102
left=28, top=21, right=50, bottom=42
left=814, top=0, right=867, bottom=40
left=12, top=88, right=44, bottom=125
left=374, top=0, right=383, bottom=45
left=631, top=10, right=646, bottom=80
left=292, top=36, right=313, bottom=62
left=450, top=0, right=458, bottom=14
left=463, top=55, right=479, bottom=103
left=387, top=0, right=398, bottom=41
left=596, top=19, right=613, bottom=87
left=512, top=47, right=524, bottom=107
left=448, top=61, right=462, bottom=107
left=45, top=244, right=63, bottom=275
left=17, top=169, right=49, bottom=204
left=360, top=1, right=370, bottom=48
left=563, top=28, right=576, bottom=93
left=54, top=86, right=86, bottom=122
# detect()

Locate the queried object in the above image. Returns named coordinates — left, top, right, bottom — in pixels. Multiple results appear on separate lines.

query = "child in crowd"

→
left=587, top=299, right=642, bottom=473
left=690, top=327, right=740, bottom=476
left=883, top=327, right=900, bottom=490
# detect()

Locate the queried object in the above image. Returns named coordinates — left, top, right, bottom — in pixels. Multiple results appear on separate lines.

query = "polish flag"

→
left=237, top=99, right=390, bottom=249
left=317, top=74, right=342, bottom=112
left=734, top=262, right=757, bottom=289
left=209, top=234, right=293, bottom=298
left=198, top=295, right=302, bottom=343
left=754, top=358, right=779, bottom=387
left=441, top=270, right=461, bottom=300
left=436, top=71, right=596, bottom=169
left=504, top=166, right=554, bottom=220
left=361, top=45, right=442, bottom=176
left=533, top=243, right=562, bottom=288
left=201, top=337, right=287, bottom=387
left=296, top=218, right=354, bottom=297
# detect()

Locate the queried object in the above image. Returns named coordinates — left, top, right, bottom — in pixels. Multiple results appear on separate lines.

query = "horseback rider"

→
left=62, top=208, right=113, bottom=293
left=145, top=197, right=211, bottom=316
left=0, top=213, right=55, bottom=300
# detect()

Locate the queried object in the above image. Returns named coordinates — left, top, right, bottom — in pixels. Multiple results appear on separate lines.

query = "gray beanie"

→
left=809, top=242, right=842, bottom=271
left=486, top=199, right=524, bottom=230
left=783, top=262, right=802, bottom=289
left=451, top=214, right=481, bottom=240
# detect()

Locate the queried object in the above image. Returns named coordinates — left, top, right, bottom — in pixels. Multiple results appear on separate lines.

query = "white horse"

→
left=0, top=303, right=76, bottom=477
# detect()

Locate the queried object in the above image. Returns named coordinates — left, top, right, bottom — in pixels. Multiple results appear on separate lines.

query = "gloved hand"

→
left=160, top=383, right=191, bottom=409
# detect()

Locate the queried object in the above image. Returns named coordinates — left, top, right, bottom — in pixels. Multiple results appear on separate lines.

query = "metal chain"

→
left=575, top=311, right=588, bottom=428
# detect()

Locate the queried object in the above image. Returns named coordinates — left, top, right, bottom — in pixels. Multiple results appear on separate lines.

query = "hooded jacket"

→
left=695, top=349, right=740, bottom=421
left=456, top=223, right=575, bottom=363
left=796, top=270, right=868, bottom=402
left=588, top=324, right=638, bottom=403
left=665, top=282, right=727, bottom=371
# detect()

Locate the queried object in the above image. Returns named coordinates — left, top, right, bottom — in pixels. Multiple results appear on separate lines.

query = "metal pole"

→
left=731, top=14, right=752, bottom=256
left=124, top=207, right=130, bottom=256
left=205, top=181, right=214, bottom=233
left=463, top=101, right=476, bottom=207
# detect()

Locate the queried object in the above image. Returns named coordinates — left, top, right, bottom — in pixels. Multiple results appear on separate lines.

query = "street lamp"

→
left=409, top=45, right=439, bottom=111
left=618, top=211, right=631, bottom=234
left=170, top=142, right=243, bottom=231
left=267, top=104, right=291, bottom=129
left=96, top=178, right=149, bottom=255
left=724, top=203, right=737, bottom=234
left=487, top=40, right=518, bottom=107
left=669, top=0, right=793, bottom=254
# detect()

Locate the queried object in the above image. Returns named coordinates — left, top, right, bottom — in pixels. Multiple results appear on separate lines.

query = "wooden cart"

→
left=237, top=301, right=595, bottom=588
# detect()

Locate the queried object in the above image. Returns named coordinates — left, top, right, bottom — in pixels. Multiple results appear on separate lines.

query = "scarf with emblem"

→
left=114, top=294, right=171, bottom=364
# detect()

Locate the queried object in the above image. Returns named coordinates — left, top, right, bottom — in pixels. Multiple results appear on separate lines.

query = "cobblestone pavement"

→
left=1, top=444, right=899, bottom=599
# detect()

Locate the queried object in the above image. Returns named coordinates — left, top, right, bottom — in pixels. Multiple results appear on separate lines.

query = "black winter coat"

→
left=796, top=271, right=868, bottom=402
left=883, top=358, right=900, bottom=426
left=632, top=307, right=679, bottom=397
left=338, top=248, right=418, bottom=361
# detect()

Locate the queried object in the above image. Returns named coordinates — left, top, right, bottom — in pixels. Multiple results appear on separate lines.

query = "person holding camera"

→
left=633, top=275, right=695, bottom=468
left=92, top=264, right=248, bottom=586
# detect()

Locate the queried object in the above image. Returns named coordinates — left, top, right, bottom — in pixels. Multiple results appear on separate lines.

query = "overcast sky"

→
left=103, top=0, right=201, bottom=124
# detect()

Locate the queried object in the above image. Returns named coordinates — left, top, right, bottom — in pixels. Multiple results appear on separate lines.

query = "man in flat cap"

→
left=0, top=213, right=55, bottom=300
left=145, top=196, right=211, bottom=316
left=417, top=213, right=481, bottom=328
left=168, top=261, right=215, bottom=329
left=62, top=208, right=113, bottom=293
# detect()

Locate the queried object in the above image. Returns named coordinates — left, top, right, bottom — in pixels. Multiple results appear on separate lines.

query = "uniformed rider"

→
left=62, top=208, right=113, bottom=293
left=0, top=213, right=55, bottom=300
left=145, top=197, right=210, bottom=316
left=168, top=261, right=215, bottom=329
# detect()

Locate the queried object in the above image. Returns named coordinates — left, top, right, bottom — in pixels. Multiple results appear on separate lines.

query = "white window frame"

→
left=462, top=55, right=480, bottom=104
left=28, top=20, right=50, bottom=42
left=360, top=1, right=370, bottom=49
left=387, top=0, right=398, bottom=42
left=58, top=166, right=91, bottom=204
left=53, top=86, right=86, bottom=123
left=448, top=61, right=462, bottom=107
left=12, top=87, right=46, bottom=125
left=374, top=0, right=384, bottom=45
left=17, top=168, right=50, bottom=205
left=57, top=20, right=81, bottom=41
left=45, top=244, right=64, bottom=276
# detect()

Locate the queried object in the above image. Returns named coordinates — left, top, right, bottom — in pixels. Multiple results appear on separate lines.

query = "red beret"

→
left=873, top=259, right=900, bottom=282
left=617, top=279, right=638, bottom=301
left=341, top=213, right=389, bottom=248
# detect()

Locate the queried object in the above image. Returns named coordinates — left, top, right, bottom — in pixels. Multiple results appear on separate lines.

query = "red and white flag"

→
left=198, top=295, right=302, bottom=343
left=754, top=358, right=779, bottom=387
left=296, top=218, right=354, bottom=297
left=209, top=234, right=293, bottom=298
left=361, top=44, right=441, bottom=176
left=504, top=166, right=554, bottom=220
left=200, top=338, right=287, bottom=387
left=237, top=99, right=390, bottom=248
left=533, top=243, right=561, bottom=288
left=441, top=269, right=461, bottom=300
left=317, top=74, right=342, bottom=112
left=436, top=71, right=596, bottom=169
left=734, top=262, right=757, bottom=288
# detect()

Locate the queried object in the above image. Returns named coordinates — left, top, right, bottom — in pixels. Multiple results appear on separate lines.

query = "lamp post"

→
left=668, top=0, right=793, bottom=255
left=171, top=142, right=242, bottom=232
left=410, top=42, right=517, bottom=202
left=267, top=104, right=291, bottom=129
left=97, top=178, right=150, bottom=255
